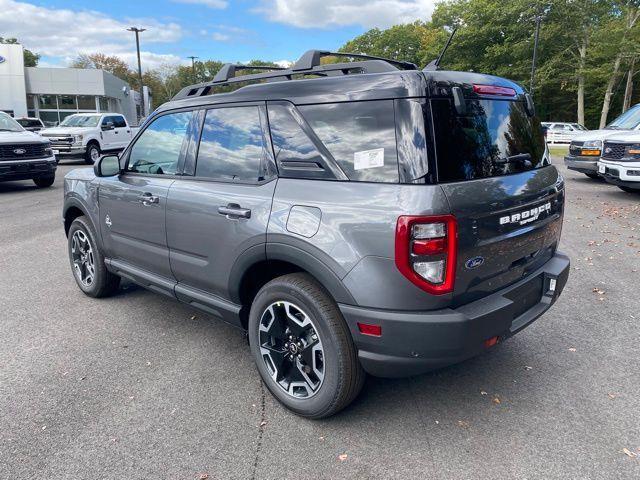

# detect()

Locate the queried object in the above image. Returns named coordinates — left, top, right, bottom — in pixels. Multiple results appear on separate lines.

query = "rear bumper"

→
left=0, top=157, right=57, bottom=181
left=564, top=156, right=598, bottom=174
left=339, top=251, right=570, bottom=378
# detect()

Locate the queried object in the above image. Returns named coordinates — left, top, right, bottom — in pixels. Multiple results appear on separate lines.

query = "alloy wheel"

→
left=90, top=147, right=100, bottom=162
left=259, top=301, right=325, bottom=398
left=71, top=230, right=95, bottom=288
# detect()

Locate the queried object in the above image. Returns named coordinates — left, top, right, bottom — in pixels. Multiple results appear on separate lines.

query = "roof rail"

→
left=293, top=50, right=418, bottom=71
left=212, top=64, right=286, bottom=83
left=172, top=49, right=418, bottom=101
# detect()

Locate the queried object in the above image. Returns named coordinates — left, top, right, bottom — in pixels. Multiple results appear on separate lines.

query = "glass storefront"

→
left=28, top=94, right=121, bottom=126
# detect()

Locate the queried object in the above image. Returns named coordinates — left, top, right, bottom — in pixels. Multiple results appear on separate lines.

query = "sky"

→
left=0, top=0, right=437, bottom=70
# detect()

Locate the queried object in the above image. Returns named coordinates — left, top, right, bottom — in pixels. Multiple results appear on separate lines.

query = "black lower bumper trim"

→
left=339, top=252, right=570, bottom=378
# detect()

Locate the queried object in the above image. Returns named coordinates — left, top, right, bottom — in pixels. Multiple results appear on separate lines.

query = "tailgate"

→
left=441, top=166, right=564, bottom=306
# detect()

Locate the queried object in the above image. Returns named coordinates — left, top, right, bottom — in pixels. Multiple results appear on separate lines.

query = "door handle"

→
left=218, top=203, right=251, bottom=219
left=114, top=131, right=119, bottom=134
left=138, top=193, right=159, bottom=206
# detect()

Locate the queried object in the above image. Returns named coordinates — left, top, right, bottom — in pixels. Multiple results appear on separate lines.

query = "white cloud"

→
left=172, top=0, right=228, bottom=8
left=255, top=0, right=437, bottom=29
left=212, top=32, right=232, bottom=42
left=0, top=0, right=183, bottom=70
left=274, top=59, right=293, bottom=68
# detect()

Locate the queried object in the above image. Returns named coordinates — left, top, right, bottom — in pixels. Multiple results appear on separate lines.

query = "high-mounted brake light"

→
left=395, top=215, right=457, bottom=295
left=473, top=84, right=517, bottom=97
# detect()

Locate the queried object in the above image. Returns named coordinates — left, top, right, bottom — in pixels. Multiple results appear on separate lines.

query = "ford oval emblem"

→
left=0, top=56, right=5, bottom=64
left=465, top=256, right=484, bottom=270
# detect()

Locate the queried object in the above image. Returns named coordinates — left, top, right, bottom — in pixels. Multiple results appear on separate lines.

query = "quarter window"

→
left=299, top=100, right=399, bottom=183
left=127, top=111, right=192, bottom=175
left=195, top=107, right=265, bottom=182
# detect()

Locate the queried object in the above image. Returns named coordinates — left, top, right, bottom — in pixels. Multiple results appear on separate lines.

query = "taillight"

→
left=395, top=215, right=457, bottom=295
left=473, top=84, right=517, bottom=97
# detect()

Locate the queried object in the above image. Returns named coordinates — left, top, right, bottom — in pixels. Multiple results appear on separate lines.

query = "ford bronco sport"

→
left=63, top=50, right=570, bottom=418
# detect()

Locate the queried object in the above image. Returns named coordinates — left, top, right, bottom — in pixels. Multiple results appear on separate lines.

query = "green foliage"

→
left=0, top=37, right=40, bottom=67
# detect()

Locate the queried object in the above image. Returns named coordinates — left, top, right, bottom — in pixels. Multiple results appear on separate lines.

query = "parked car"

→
left=597, top=131, right=640, bottom=192
left=15, top=116, right=45, bottom=132
left=541, top=122, right=588, bottom=144
left=0, top=111, right=56, bottom=188
left=565, top=103, right=640, bottom=179
left=40, top=113, right=138, bottom=164
left=63, top=50, right=570, bottom=418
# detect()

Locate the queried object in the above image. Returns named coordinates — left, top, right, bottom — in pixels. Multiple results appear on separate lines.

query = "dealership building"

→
left=0, top=43, right=146, bottom=126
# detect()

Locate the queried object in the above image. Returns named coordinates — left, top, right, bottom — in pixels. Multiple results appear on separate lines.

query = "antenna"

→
left=423, top=27, right=458, bottom=71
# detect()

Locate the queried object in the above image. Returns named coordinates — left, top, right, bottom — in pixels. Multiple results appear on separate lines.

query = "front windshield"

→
left=607, top=105, right=640, bottom=130
left=0, top=113, right=24, bottom=132
left=59, top=115, right=100, bottom=127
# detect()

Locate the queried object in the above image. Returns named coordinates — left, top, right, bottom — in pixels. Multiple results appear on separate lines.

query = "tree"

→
left=70, top=53, right=135, bottom=85
left=0, top=37, right=40, bottom=66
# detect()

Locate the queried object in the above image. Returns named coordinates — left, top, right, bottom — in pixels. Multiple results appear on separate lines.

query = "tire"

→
left=84, top=142, right=100, bottom=165
left=33, top=174, right=55, bottom=188
left=248, top=273, right=365, bottom=419
left=585, top=173, right=600, bottom=180
left=618, top=186, right=639, bottom=193
left=67, top=215, right=120, bottom=297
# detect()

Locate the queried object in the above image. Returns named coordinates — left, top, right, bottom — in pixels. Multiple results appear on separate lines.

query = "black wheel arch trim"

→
left=228, top=242, right=356, bottom=306
left=63, top=197, right=96, bottom=237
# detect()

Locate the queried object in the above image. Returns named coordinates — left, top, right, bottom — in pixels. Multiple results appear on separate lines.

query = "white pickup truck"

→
left=40, top=113, right=139, bottom=164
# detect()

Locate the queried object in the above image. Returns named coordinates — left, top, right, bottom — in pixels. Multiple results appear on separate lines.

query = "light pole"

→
left=127, top=27, right=146, bottom=118
left=188, top=56, right=199, bottom=83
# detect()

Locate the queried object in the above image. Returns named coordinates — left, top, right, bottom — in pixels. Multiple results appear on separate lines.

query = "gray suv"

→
left=63, top=50, right=570, bottom=418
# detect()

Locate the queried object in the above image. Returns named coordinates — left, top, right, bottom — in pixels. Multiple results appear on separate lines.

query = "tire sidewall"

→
left=248, top=278, right=349, bottom=417
left=67, top=216, right=106, bottom=296
left=85, top=143, right=100, bottom=164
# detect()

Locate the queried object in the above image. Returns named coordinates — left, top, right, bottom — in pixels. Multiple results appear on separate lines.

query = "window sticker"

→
left=354, top=148, right=384, bottom=170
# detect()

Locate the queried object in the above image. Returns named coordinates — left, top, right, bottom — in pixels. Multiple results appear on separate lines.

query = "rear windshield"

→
left=431, top=98, right=547, bottom=183
left=17, top=118, right=42, bottom=128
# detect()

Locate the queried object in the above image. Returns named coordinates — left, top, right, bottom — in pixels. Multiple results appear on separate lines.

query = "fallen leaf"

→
left=457, top=420, right=470, bottom=428
left=338, top=453, right=348, bottom=462
left=260, top=421, right=267, bottom=427
left=608, top=393, right=617, bottom=399
left=568, top=348, right=577, bottom=352
left=191, top=315, right=197, bottom=320
left=198, top=474, right=209, bottom=480
left=622, top=448, right=637, bottom=458
left=524, top=365, right=533, bottom=370
left=492, top=397, right=501, bottom=405
left=480, top=390, right=488, bottom=396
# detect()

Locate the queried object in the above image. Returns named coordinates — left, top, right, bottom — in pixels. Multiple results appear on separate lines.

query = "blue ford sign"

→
left=0, top=56, right=6, bottom=64
left=465, top=256, right=485, bottom=270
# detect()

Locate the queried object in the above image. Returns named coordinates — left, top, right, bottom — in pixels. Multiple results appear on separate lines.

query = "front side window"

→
left=195, top=107, right=265, bottom=182
left=128, top=111, right=192, bottom=175
left=299, top=100, right=399, bottom=183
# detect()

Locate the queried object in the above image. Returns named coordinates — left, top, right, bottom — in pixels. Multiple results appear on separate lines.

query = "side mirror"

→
left=94, top=155, right=120, bottom=177
left=102, top=122, right=114, bottom=131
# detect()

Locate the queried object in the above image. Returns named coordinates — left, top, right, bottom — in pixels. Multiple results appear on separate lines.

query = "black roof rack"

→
left=172, top=49, right=418, bottom=101
left=292, top=50, right=418, bottom=71
left=212, top=64, right=286, bottom=83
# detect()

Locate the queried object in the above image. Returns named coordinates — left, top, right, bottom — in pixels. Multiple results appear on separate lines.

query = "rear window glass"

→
left=431, top=98, right=547, bottom=182
left=299, top=101, right=399, bottom=183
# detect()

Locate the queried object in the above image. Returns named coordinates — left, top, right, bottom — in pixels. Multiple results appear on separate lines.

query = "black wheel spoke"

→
left=258, top=300, right=325, bottom=399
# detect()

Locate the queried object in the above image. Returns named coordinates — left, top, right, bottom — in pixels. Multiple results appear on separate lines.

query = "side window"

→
left=299, top=100, right=399, bottom=183
left=127, top=111, right=192, bottom=175
left=113, top=115, right=127, bottom=128
left=267, top=104, right=339, bottom=180
left=195, top=107, right=265, bottom=182
left=102, top=116, right=114, bottom=127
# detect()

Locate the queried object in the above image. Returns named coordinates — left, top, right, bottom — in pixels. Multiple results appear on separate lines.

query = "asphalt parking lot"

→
left=1, top=155, right=639, bottom=480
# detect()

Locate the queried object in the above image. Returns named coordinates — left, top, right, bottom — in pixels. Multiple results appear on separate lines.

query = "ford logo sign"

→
left=0, top=56, right=5, bottom=64
left=465, top=256, right=484, bottom=270
left=13, top=148, right=26, bottom=155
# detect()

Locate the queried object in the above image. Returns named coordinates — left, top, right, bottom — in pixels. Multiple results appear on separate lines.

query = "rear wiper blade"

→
left=495, top=153, right=533, bottom=168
